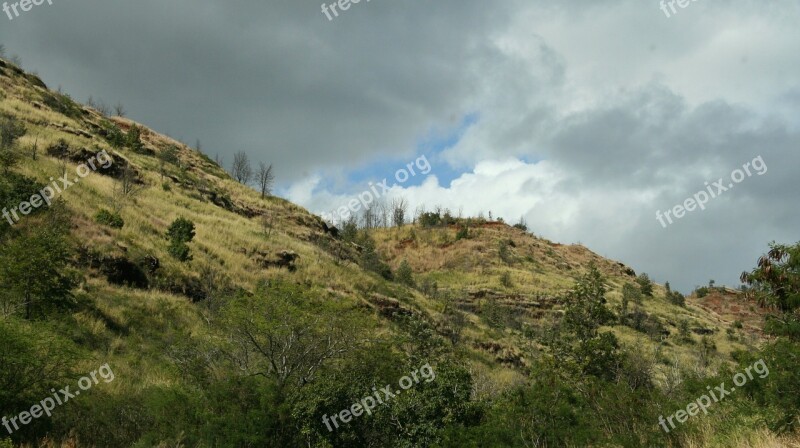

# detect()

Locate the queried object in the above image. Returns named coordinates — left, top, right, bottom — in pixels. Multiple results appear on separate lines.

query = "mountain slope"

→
left=0, top=57, right=786, bottom=447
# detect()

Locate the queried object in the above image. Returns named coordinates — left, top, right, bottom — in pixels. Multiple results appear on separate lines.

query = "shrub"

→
left=500, top=271, right=513, bottom=288
left=419, top=212, right=442, bottom=227
left=168, top=240, right=192, bottom=262
left=166, top=218, right=195, bottom=262
left=166, top=217, right=196, bottom=244
left=95, top=209, right=124, bottom=228
left=159, top=145, right=180, bottom=166
left=396, top=259, right=415, bottom=287
left=455, top=226, right=469, bottom=241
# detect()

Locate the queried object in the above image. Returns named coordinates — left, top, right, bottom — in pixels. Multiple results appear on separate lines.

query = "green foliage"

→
left=563, top=266, right=615, bottom=340
left=0, top=113, right=25, bottom=172
left=95, top=209, right=124, bottom=228
left=419, top=211, right=442, bottom=227
left=636, top=273, right=654, bottom=297
left=736, top=339, right=800, bottom=432
left=166, top=217, right=195, bottom=262
left=455, top=226, right=470, bottom=241
left=741, top=242, right=800, bottom=340
left=665, top=281, right=686, bottom=306
left=166, top=217, right=195, bottom=243
left=498, top=240, right=513, bottom=264
left=695, top=286, right=710, bottom=298
left=126, top=124, right=145, bottom=154
left=168, top=240, right=192, bottom=262
left=159, top=145, right=180, bottom=166
left=500, top=271, right=513, bottom=288
left=0, top=318, right=82, bottom=438
left=356, top=231, right=393, bottom=280
left=512, top=216, right=528, bottom=231
left=396, top=259, right=415, bottom=287
left=0, top=206, right=78, bottom=319
left=103, top=121, right=126, bottom=148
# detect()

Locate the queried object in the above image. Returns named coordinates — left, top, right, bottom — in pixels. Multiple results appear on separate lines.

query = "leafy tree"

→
left=223, top=280, right=366, bottom=391
left=0, top=207, right=77, bottom=319
left=740, top=242, right=800, bottom=340
left=636, top=273, right=654, bottom=297
left=563, top=266, right=615, bottom=340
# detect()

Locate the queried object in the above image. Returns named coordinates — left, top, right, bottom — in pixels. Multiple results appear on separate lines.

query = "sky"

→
left=1, top=0, right=798, bottom=292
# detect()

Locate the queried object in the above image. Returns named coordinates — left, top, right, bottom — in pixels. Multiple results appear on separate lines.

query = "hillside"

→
left=1, top=57, right=797, bottom=448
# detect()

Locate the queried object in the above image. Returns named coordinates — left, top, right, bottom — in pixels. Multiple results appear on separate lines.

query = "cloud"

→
left=2, top=0, right=799, bottom=290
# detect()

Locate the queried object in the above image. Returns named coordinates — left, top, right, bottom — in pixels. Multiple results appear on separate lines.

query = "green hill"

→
left=1, top=57, right=797, bottom=448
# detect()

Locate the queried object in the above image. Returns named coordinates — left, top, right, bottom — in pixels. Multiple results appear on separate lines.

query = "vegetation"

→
left=0, top=56, right=797, bottom=448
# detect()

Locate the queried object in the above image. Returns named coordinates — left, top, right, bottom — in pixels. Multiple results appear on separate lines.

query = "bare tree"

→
left=257, top=162, right=275, bottom=199
left=110, top=164, right=144, bottom=213
left=195, top=139, right=202, bottom=154
left=114, top=102, right=126, bottom=117
left=96, top=101, right=111, bottom=116
left=231, top=151, right=252, bottom=184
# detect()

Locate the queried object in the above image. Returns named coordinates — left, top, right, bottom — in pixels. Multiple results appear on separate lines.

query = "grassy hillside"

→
left=1, top=57, right=798, bottom=447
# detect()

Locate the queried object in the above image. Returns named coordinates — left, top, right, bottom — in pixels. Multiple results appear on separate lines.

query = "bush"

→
left=166, top=218, right=195, bottom=262
left=95, top=209, right=124, bottom=228
left=396, top=259, right=415, bottom=287
left=455, top=226, right=470, bottom=241
left=419, top=211, right=442, bottom=227
left=159, top=145, right=180, bottom=165
left=168, top=240, right=192, bottom=262
left=166, top=217, right=196, bottom=243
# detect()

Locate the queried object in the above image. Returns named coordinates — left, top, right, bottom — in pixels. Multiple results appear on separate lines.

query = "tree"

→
left=231, top=151, right=252, bottom=184
left=223, top=280, right=365, bottom=390
left=563, top=266, right=615, bottom=340
left=391, top=197, right=408, bottom=227
left=396, top=259, right=415, bottom=287
left=126, top=124, right=144, bottom=153
left=0, top=207, right=77, bottom=319
left=741, top=242, right=800, bottom=340
left=513, top=216, right=528, bottom=231
left=167, top=217, right=196, bottom=262
left=256, top=162, right=274, bottom=198
left=114, top=102, right=126, bottom=117
left=636, top=273, right=654, bottom=297
left=0, top=113, right=25, bottom=173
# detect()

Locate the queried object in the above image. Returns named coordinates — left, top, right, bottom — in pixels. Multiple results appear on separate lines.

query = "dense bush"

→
left=95, top=209, right=124, bottom=228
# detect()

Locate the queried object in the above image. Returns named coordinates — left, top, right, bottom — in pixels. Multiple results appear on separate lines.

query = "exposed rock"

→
left=256, top=250, right=299, bottom=272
